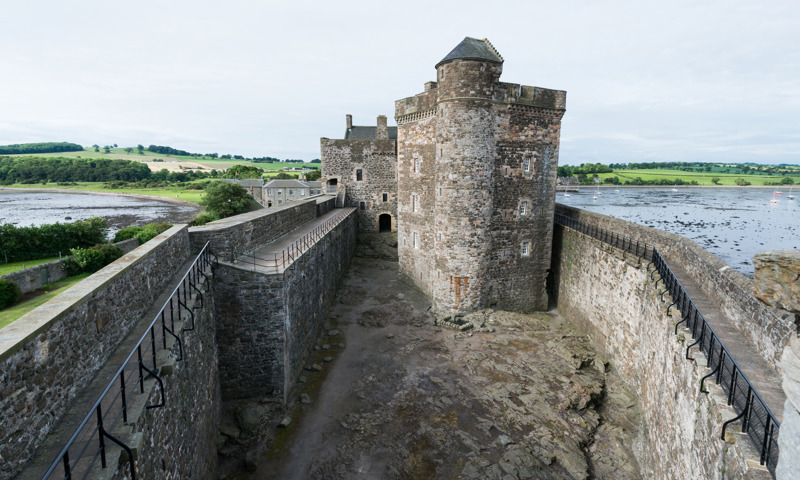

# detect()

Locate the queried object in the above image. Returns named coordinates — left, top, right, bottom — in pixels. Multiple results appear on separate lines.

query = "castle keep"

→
left=322, top=37, right=566, bottom=314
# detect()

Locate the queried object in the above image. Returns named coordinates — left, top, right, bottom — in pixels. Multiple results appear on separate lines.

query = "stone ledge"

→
left=0, top=224, right=188, bottom=363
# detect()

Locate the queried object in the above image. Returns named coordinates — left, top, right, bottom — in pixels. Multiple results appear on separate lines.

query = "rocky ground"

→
left=219, top=256, right=642, bottom=480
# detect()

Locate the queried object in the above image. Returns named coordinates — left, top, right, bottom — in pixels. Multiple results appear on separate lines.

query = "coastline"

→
left=0, top=186, right=199, bottom=207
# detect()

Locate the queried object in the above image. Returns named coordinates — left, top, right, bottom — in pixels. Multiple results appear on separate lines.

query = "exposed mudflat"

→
left=221, top=258, right=642, bottom=480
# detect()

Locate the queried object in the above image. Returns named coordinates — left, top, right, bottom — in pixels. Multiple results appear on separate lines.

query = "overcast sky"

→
left=2, top=0, right=798, bottom=165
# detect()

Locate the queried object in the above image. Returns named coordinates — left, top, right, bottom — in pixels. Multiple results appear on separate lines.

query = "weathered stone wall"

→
left=753, top=250, right=800, bottom=479
left=556, top=203, right=792, bottom=371
left=213, top=210, right=357, bottom=403
left=119, top=274, right=220, bottom=480
left=396, top=114, right=436, bottom=300
left=320, top=138, right=397, bottom=232
left=488, top=104, right=563, bottom=312
left=188, top=199, right=319, bottom=259
left=552, top=225, right=765, bottom=480
left=1, top=238, right=140, bottom=294
left=0, top=226, right=191, bottom=479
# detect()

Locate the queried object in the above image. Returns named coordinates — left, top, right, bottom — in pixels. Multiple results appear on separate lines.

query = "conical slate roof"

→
left=436, top=37, right=503, bottom=68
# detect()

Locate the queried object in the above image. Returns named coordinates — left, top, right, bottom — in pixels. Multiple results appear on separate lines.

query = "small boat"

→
left=788, top=187, right=795, bottom=200
left=564, top=193, right=571, bottom=197
left=615, top=189, right=620, bottom=192
left=671, top=188, right=678, bottom=192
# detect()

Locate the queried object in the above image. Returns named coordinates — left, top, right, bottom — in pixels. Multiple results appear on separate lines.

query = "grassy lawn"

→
left=0, top=256, right=60, bottom=275
left=597, top=169, right=796, bottom=186
left=0, top=273, right=90, bottom=330
left=2, top=181, right=206, bottom=203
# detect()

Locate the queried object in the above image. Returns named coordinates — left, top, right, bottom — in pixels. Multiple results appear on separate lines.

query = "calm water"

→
left=558, top=187, right=798, bottom=277
left=0, top=190, right=199, bottom=235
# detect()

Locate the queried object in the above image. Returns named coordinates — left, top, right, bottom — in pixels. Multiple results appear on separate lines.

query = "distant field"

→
left=595, top=168, right=797, bottom=186
left=8, top=148, right=317, bottom=174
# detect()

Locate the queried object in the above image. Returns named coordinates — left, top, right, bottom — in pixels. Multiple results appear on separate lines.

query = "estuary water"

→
left=0, top=190, right=199, bottom=234
left=558, top=186, right=798, bottom=277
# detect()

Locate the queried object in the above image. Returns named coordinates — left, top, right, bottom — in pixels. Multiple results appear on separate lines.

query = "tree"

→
left=310, top=159, right=321, bottom=164
left=199, top=181, right=252, bottom=218
left=780, top=177, right=794, bottom=185
left=93, top=144, right=100, bottom=152
left=125, top=147, right=134, bottom=154
left=272, top=172, right=299, bottom=180
left=137, top=144, right=145, bottom=155
left=103, top=146, right=111, bottom=154
left=222, top=165, right=263, bottom=179
left=305, top=170, right=322, bottom=181
left=711, top=177, right=721, bottom=185
left=735, top=178, right=751, bottom=186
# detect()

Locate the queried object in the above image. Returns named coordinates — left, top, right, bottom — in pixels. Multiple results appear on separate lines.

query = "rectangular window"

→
left=278, top=189, right=283, bottom=195
left=382, top=193, right=388, bottom=202
left=413, top=232, right=419, bottom=249
left=522, top=241, right=530, bottom=256
left=524, top=157, right=531, bottom=172
left=289, top=189, right=293, bottom=195
left=301, top=190, right=305, bottom=196
left=412, top=194, right=420, bottom=212
left=356, top=169, right=363, bottom=181
left=360, top=202, right=365, bottom=210
left=521, top=201, right=527, bottom=215
left=414, top=158, right=420, bottom=173
left=267, top=189, right=272, bottom=195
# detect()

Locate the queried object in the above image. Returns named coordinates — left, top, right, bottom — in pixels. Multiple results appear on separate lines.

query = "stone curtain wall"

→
left=556, top=203, right=792, bottom=371
left=320, top=138, right=397, bottom=232
left=0, top=226, right=190, bottom=479
left=552, top=225, right=763, bottom=480
left=1, top=238, right=140, bottom=294
left=122, top=279, right=220, bottom=480
left=213, top=210, right=357, bottom=403
left=188, top=199, right=319, bottom=259
left=212, top=265, right=285, bottom=400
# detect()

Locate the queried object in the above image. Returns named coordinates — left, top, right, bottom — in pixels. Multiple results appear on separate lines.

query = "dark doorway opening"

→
left=379, top=214, right=392, bottom=233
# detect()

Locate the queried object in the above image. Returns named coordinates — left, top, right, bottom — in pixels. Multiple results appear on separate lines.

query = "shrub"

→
left=191, top=213, right=218, bottom=226
left=199, top=181, right=252, bottom=218
left=113, top=223, right=172, bottom=244
left=0, top=278, right=22, bottom=309
left=62, top=244, right=123, bottom=276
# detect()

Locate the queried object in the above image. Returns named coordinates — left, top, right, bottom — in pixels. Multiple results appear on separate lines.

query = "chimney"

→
left=346, top=114, right=353, bottom=130
left=376, top=115, right=388, bottom=140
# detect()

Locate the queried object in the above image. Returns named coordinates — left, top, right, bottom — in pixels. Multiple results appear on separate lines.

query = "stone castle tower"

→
left=395, top=37, right=566, bottom=314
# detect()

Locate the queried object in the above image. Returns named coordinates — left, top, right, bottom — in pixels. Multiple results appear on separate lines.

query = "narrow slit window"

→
left=383, top=193, right=388, bottom=202
left=522, top=241, right=530, bottom=256
left=360, top=202, right=365, bottom=210
left=413, top=194, right=420, bottom=212
left=413, top=232, right=419, bottom=249
left=356, top=169, right=363, bottom=181
left=521, top=201, right=528, bottom=215
left=523, top=157, right=531, bottom=173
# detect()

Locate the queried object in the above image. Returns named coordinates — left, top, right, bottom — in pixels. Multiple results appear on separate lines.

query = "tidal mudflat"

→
left=559, top=187, right=798, bottom=277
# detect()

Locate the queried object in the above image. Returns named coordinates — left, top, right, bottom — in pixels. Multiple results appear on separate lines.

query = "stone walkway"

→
left=667, top=263, right=785, bottom=422
left=19, top=257, right=203, bottom=480
left=231, top=208, right=355, bottom=274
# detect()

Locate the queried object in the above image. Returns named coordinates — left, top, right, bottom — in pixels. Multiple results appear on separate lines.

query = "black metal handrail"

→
left=554, top=213, right=780, bottom=476
left=232, top=208, right=354, bottom=271
left=41, top=243, right=218, bottom=480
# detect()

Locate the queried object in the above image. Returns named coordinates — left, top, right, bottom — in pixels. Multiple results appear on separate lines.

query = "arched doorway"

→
left=379, top=214, right=392, bottom=233
left=326, top=178, right=338, bottom=194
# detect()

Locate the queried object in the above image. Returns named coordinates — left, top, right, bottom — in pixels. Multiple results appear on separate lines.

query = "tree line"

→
left=0, top=142, right=83, bottom=155
left=0, top=217, right=109, bottom=262
left=0, top=157, right=152, bottom=183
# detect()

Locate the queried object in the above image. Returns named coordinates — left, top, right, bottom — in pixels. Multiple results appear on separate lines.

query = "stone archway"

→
left=379, top=214, right=392, bottom=233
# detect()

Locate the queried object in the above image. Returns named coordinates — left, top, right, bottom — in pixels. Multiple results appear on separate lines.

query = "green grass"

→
left=597, top=169, right=796, bottom=186
left=0, top=273, right=90, bottom=330
left=0, top=256, right=60, bottom=275
left=3, top=181, right=206, bottom=203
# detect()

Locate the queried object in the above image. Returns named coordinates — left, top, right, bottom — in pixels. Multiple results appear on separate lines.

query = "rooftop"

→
left=436, top=37, right=503, bottom=68
left=344, top=126, right=398, bottom=141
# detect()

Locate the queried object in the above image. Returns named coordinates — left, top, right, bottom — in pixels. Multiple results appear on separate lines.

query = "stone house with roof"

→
left=264, top=179, right=322, bottom=207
